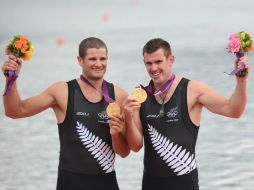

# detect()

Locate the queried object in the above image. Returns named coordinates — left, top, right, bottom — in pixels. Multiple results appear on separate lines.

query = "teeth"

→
left=152, top=72, right=160, bottom=76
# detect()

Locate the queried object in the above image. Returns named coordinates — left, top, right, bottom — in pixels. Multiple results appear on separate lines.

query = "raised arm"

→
left=3, top=81, right=68, bottom=119
left=4, top=82, right=55, bottom=118
left=2, top=55, right=67, bottom=121
left=193, top=57, right=248, bottom=118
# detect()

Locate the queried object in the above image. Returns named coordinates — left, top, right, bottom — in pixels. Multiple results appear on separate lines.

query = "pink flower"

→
left=229, top=33, right=238, bottom=41
left=228, top=34, right=241, bottom=53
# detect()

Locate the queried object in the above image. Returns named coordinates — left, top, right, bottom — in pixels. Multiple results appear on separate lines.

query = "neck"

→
left=80, top=74, right=114, bottom=103
left=154, top=73, right=173, bottom=90
left=81, top=74, right=104, bottom=89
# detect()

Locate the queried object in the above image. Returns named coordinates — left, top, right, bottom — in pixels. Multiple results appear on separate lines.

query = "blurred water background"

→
left=0, top=0, right=254, bottom=189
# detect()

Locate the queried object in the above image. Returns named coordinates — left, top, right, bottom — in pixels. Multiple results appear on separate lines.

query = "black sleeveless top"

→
left=57, top=79, right=116, bottom=175
left=140, top=78, right=199, bottom=177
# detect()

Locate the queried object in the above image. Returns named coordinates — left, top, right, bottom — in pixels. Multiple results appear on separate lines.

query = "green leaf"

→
left=241, top=41, right=246, bottom=48
left=240, top=32, right=246, bottom=40
left=246, top=41, right=251, bottom=47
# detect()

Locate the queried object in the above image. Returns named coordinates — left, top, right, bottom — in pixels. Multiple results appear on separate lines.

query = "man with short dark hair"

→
left=2, top=37, right=130, bottom=190
left=123, top=38, right=249, bottom=190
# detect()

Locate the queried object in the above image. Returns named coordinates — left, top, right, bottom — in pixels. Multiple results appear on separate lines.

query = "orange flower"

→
left=21, top=47, right=28, bottom=53
left=23, top=44, right=35, bottom=60
left=8, top=35, right=34, bottom=60
left=22, top=43, right=28, bottom=49
left=14, top=40, right=22, bottom=49
left=19, top=36, right=28, bottom=43
left=247, top=46, right=254, bottom=52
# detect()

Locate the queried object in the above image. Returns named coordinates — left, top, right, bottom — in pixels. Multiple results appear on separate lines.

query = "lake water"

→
left=0, top=0, right=254, bottom=189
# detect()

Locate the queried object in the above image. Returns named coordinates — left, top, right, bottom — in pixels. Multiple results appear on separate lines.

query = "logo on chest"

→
left=97, top=111, right=109, bottom=123
left=165, top=106, right=179, bottom=122
left=76, top=111, right=109, bottom=124
left=76, top=112, right=90, bottom=116
left=146, top=106, right=179, bottom=121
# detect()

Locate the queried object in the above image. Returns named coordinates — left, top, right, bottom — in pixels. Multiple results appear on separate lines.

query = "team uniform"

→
left=140, top=78, right=199, bottom=190
left=57, top=79, right=119, bottom=190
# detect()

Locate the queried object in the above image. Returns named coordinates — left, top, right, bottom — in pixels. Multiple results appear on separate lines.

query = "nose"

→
left=149, top=63, right=157, bottom=71
left=94, top=59, right=103, bottom=67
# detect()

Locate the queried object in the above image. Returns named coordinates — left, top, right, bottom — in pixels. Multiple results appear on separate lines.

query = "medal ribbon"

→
left=80, top=75, right=114, bottom=103
left=140, top=74, right=175, bottom=117
left=140, top=74, right=175, bottom=96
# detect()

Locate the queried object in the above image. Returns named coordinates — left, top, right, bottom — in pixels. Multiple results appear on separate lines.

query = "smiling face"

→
left=78, top=48, right=107, bottom=81
left=144, top=48, right=174, bottom=88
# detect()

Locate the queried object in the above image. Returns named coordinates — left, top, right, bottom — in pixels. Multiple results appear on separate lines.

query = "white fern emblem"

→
left=76, top=121, right=115, bottom=173
left=148, top=124, right=197, bottom=176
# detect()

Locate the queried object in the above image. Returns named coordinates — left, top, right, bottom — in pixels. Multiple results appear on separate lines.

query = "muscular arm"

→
left=2, top=55, right=66, bottom=120
left=194, top=77, right=247, bottom=118
left=3, top=80, right=67, bottom=120
left=4, top=81, right=53, bottom=118
left=187, top=57, right=249, bottom=125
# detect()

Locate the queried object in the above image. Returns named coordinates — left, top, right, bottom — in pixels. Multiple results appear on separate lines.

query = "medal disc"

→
left=132, top=88, right=147, bottom=103
left=106, top=102, right=120, bottom=116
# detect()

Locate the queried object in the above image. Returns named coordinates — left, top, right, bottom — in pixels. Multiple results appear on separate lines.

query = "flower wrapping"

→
left=227, top=31, right=253, bottom=77
left=3, top=35, right=35, bottom=96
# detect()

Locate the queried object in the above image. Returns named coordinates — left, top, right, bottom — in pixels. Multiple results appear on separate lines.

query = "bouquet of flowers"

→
left=3, top=35, right=35, bottom=95
left=227, top=31, right=253, bottom=77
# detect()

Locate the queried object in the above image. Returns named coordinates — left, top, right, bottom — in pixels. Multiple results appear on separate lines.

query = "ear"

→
left=168, top=55, right=175, bottom=64
left=77, top=56, right=83, bottom=66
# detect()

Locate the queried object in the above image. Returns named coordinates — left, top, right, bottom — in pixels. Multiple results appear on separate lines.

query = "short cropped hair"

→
left=143, top=38, right=172, bottom=58
left=79, top=37, right=108, bottom=58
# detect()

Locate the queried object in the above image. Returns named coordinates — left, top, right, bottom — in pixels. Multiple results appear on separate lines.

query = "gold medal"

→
left=132, top=88, right=147, bottom=103
left=106, top=102, right=120, bottom=117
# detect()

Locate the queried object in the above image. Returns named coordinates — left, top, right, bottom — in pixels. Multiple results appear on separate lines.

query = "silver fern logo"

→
left=148, top=124, right=197, bottom=176
left=76, top=121, right=115, bottom=173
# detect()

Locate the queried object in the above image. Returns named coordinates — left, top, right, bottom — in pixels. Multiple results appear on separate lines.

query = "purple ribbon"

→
left=140, top=74, right=176, bottom=96
left=80, top=75, right=114, bottom=103
left=3, top=70, right=18, bottom=96
left=225, top=52, right=246, bottom=76
left=225, top=62, right=246, bottom=75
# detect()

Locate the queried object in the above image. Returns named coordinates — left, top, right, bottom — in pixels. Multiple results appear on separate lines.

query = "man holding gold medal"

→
left=2, top=37, right=129, bottom=190
left=123, top=38, right=249, bottom=190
